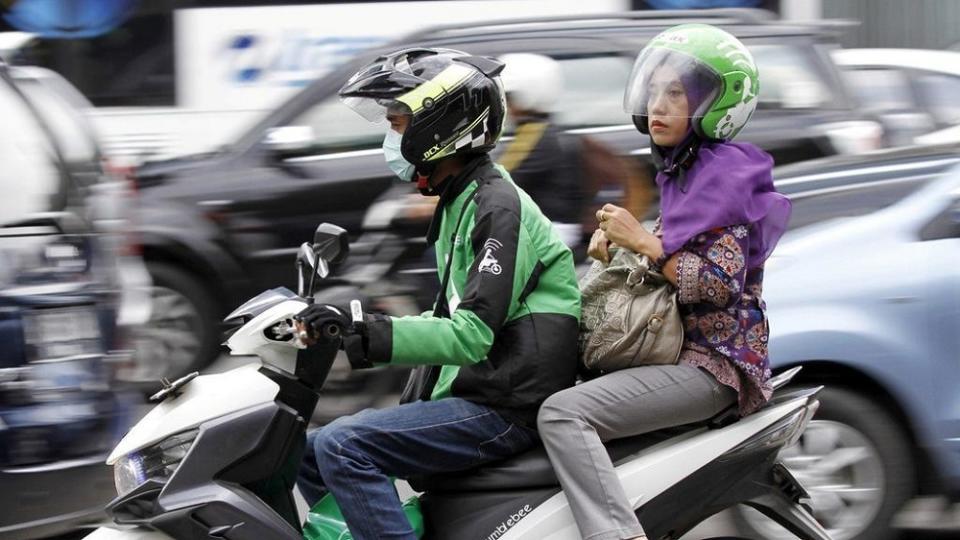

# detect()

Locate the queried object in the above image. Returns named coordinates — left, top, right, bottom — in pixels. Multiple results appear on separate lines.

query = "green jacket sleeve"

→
left=366, top=199, right=536, bottom=366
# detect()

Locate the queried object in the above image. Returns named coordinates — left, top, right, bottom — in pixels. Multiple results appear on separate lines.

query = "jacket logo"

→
left=478, top=238, right=503, bottom=275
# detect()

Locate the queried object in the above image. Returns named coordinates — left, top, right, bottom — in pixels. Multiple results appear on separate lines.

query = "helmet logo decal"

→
left=478, top=239, right=503, bottom=275
left=714, top=75, right=755, bottom=139
left=716, top=38, right=756, bottom=72
left=423, top=107, right=491, bottom=161
left=660, top=32, right=688, bottom=45
left=423, top=143, right=443, bottom=160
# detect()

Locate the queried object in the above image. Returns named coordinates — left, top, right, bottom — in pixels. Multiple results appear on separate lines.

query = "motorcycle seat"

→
left=409, top=382, right=815, bottom=493
left=408, top=397, right=749, bottom=493
left=408, top=385, right=817, bottom=493
left=408, top=425, right=691, bottom=493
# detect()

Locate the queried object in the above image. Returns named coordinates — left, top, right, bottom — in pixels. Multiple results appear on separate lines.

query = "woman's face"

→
left=646, top=64, right=690, bottom=147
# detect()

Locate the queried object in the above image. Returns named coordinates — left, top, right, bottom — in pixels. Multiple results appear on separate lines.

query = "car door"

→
left=915, top=185, right=960, bottom=483
left=911, top=70, right=960, bottom=130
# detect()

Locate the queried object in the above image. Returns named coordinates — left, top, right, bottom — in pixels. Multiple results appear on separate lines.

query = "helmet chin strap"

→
left=650, top=130, right=701, bottom=193
left=416, top=174, right=434, bottom=195
left=415, top=163, right=438, bottom=195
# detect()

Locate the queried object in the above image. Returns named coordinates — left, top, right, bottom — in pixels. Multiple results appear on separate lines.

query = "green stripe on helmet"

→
left=396, top=63, right=475, bottom=114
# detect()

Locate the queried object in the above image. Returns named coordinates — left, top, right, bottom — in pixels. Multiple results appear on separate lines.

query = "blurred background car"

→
left=831, top=48, right=960, bottom=147
left=124, top=7, right=885, bottom=386
left=0, top=61, right=139, bottom=539
left=0, top=0, right=628, bottom=164
left=732, top=143, right=960, bottom=540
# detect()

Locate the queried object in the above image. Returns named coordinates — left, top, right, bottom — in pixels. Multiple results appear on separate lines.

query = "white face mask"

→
left=382, top=129, right=416, bottom=182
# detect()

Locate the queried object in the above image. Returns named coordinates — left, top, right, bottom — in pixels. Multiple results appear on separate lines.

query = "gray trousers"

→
left=537, top=364, right=737, bottom=540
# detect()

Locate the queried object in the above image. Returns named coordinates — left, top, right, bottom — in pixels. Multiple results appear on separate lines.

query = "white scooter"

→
left=88, top=223, right=831, bottom=540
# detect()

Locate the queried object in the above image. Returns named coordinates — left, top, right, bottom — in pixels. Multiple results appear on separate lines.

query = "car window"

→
left=554, top=55, right=632, bottom=128
left=286, top=53, right=636, bottom=151
left=285, top=92, right=387, bottom=154
left=13, top=75, right=99, bottom=165
left=750, top=45, right=834, bottom=109
left=840, top=68, right=916, bottom=112
left=913, top=72, right=960, bottom=126
left=0, top=79, right=62, bottom=222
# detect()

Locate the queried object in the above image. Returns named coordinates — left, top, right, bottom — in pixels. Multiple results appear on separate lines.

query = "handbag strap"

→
left=433, top=184, right=479, bottom=319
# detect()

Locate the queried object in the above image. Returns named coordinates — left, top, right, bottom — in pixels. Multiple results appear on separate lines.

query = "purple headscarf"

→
left=656, top=141, right=792, bottom=267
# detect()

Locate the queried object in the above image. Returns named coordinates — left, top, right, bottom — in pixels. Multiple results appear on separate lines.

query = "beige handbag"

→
left=579, top=247, right=683, bottom=372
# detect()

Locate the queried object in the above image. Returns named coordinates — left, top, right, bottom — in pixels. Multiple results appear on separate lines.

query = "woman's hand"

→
left=588, top=229, right=611, bottom=264
left=596, top=204, right=663, bottom=259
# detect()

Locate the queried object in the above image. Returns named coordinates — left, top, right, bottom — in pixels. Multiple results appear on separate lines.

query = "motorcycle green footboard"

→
left=303, top=493, right=425, bottom=539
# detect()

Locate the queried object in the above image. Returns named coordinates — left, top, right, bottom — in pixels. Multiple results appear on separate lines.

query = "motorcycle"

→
left=87, top=223, right=832, bottom=540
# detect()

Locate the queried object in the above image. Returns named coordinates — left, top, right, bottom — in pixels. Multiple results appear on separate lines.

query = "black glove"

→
left=295, top=303, right=351, bottom=343
left=296, top=301, right=377, bottom=370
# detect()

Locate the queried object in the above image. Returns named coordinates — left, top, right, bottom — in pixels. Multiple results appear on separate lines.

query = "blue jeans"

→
left=299, top=397, right=537, bottom=540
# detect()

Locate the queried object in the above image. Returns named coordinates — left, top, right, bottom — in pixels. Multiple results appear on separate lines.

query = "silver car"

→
left=736, top=144, right=960, bottom=540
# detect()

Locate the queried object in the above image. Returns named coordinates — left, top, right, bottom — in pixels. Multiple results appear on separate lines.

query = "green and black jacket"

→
left=365, top=154, right=581, bottom=426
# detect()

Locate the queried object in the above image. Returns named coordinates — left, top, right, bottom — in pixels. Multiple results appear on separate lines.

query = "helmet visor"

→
left=623, top=48, right=721, bottom=122
left=340, top=96, right=399, bottom=124
left=339, top=48, right=478, bottom=125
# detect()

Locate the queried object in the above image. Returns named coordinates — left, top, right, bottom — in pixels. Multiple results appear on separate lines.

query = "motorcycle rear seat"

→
left=408, top=400, right=745, bottom=493
left=409, top=387, right=817, bottom=493
left=408, top=425, right=690, bottom=493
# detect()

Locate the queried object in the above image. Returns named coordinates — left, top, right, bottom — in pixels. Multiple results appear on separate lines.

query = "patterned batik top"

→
left=669, top=224, right=773, bottom=415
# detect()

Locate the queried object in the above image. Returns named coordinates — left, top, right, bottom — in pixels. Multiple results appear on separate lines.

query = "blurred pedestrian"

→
left=537, top=24, right=792, bottom=540
left=498, top=53, right=585, bottom=249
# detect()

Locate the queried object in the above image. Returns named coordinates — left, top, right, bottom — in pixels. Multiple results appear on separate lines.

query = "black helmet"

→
left=339, top=47, right=507, bottom=172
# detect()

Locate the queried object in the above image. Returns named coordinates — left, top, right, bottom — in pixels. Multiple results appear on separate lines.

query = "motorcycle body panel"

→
left=303, top=493, right=425, bottom=540
left=107, top=363, right=279, bottom=463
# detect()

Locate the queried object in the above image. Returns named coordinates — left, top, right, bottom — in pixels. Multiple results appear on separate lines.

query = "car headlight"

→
left=113, top=429, right=199, bottom=495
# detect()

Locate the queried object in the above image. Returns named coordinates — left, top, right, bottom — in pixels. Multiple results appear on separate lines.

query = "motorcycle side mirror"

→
left=313, top=223, right=349, bottom=264
left=301, top=223, right=349, bottom=301
left=296, top=242, right=316, bottom=298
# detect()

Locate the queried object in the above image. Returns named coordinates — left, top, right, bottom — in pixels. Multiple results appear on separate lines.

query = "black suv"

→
left=130, top=8, right=880, bottom=381
left=0, top=63, right=135, bottom=539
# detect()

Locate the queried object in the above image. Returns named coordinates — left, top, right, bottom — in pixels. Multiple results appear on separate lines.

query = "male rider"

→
left=295, top=47, right=581, bottom=540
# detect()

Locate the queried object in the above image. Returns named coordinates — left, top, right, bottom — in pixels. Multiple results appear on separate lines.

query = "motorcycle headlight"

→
left=113, top=429, right=199, bottom=495
left=114, top=452, right=146, bottom=496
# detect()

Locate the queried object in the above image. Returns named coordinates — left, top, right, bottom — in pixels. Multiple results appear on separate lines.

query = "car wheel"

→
left=122, top=262, right=220, bottom=391
left=734, top=386, right=915, bottom=540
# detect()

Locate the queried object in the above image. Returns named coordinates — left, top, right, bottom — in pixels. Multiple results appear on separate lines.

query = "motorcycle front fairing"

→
left=102, top=290, right=333, bottom=539
left=224, top=287, right=299, bottom=325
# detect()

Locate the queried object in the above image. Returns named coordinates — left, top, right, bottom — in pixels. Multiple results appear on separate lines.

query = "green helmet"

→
left=624, top=23, right=759, bottom=141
